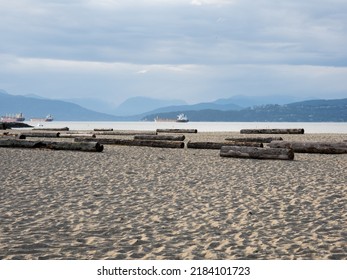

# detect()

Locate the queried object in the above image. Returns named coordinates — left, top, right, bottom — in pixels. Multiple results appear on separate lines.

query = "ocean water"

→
left=24, top=121, right=347, bottom=134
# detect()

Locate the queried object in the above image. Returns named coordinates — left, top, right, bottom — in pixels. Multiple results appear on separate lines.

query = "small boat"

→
left=176, top=113, right=189, bottom=123
left=0, top=113, right=25, bottom=122
left=30, top=114, right=54, bottom=122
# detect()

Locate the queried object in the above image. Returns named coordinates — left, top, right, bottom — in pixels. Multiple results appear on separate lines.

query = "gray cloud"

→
left=0, top=0, right=346, bottom=104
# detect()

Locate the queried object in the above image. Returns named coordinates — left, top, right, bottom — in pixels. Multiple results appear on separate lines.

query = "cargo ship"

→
left=0, top=113, right=25, bottom=122
left=30, top=114, right=54, bottom=122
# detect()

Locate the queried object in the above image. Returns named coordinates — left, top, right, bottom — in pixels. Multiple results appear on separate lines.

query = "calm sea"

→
left=24, top=121, right=347, bottom=134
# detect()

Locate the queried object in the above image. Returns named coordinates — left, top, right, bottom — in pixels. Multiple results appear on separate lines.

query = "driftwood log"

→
left=33, top=127, right=69, bottom=131
left=94, top=128, right=113, bottom=131
left=21, top=132, right=60, bottom=138
left=59, top=133, right=96, bottom=138
left=93, top=131, right=157, bottom=136
left=240, top=128, right=304, bottom=134
left=225, top=137, right=283, bottom=143
left=0, top=139, right=103, bottom=152
left=0, top=133, right=26, bottom=139
left=75, top=137, right=184, bottom=149
left=268, top=141, right=347, bottom=154
left=220, top=146, right=294, bottom=160
left=187, top=141, right=263, bottom=150
left=156, top=129, right=198, bottom=134
left=134, top=134, right=185, bottom=141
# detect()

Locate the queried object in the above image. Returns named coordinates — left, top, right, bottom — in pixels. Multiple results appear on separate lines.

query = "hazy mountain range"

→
left=1, top=90, right=346, bottom=122
left=144, top=99, right=347, bottom=122
left=65, top=94, right=303, bottom=116
left=0, top=90, right=120, bottom=121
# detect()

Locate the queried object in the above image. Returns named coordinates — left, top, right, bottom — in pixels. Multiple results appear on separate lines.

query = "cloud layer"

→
left=1, top=0, right=346, bottom=104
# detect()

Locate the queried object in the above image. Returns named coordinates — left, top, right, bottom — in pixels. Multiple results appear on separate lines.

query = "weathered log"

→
left=156, top=129, right=198, bottom=134
left=21, top=132, right=60, bottom=138
left=268, top=141, right=347, bottom=154
left=33, top=127, right=69, bottom=131
left=75, top=137, right=184, bottom=149
left=59, top=133, right=96, bottom=138
left=93, top=131, right=157, bottom=136
left=240, top=128, right=304, bottom=134
left=187, top=141, right=263, bottom=150
left=225, top=137, right=283, bottom=143
left=0, top=139, right=103, bottom=152
left=220, top=146, right=294, bottom=160
left=134, top=134, right=185, bottom=141
left=93, top=128, right=113, bottom=131
left=0, top=133, right=26, bottom=139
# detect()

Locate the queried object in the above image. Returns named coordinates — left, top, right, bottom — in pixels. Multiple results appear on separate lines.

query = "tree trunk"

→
left=134, top=134, right=185, bottom=141
left=268, top=141, right=347, bottom=154
left=93, top=131, right=157, bottom=136
left=21, top=132, right=60, bottom=138
left=220, top=146, right=294, bottom=160
left=240, top=128, right=304, bottom=134
left=33, top=127, right=69, bottom=131
left=94, top=128, right=113, bottom=131
left=0, top=139, right=103, bottom=152
left=0, top=133, right=26, bottom=139
left=75, top=137, right=184, bottom=149
left=59, top=133, right=96, bottom=138
left=156, top=129, right=198, bottom=134
left=225, top=137, right=283, bottom=143
left=187, top=141, right=263, bottom=149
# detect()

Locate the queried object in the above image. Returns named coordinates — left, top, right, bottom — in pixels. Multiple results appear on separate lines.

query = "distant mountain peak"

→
left=115, top=96, right=187, bottom=116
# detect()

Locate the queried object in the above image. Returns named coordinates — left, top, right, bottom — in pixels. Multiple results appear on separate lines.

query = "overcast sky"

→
left=1, top=0, right=347, bottom=105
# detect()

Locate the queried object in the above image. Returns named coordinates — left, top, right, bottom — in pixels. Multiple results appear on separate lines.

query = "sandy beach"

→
left=0, top=131, right=346, bottom=260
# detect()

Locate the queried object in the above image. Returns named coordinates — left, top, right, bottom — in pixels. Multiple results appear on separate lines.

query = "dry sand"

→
left=0, top=131, right=346, bottom=260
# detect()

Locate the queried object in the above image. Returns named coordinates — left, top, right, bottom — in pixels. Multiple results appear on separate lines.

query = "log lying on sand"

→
left=187, top=141, right=263, bottom=149
left=94, top=128, right=113, bottom=131
left=225, top=137, right=283, bottom=143
left=75, top=137, right=184, bottom=149
left=220, top=146, right=294, bottom=160
left=268, top=141, right=347, bottom=154
left=134, top=134, right=185, bottom=141
left=93, top=131, right=157, bottom=136
left=0, top=133, right=26, bottom=139
left=156, top=129, right=198, bottom=134
left=0, top=139, right=103, bottom=152
left=240, top=128, right=304, bottom=134
left=33, top=127, right=69, bottom=131
left=59, top=133, right=96, bottom=138
left=21, top=132, right=60, bottom=138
